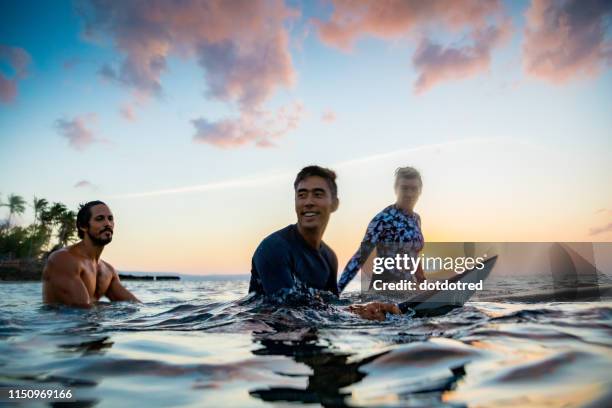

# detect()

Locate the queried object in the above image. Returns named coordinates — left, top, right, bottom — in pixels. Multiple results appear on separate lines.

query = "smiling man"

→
left=248, top=166, right=340, bottom=296
left=248, top=166, right=401, bottom=321
left=42, top=201, right=139, bottom=307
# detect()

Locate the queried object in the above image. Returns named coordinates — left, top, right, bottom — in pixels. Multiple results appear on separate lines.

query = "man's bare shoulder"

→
left=47, top=245, right=82, bottom=263
left=44, top=246, right=82, bottom=278
left=100, top=259, right=117, bottom=275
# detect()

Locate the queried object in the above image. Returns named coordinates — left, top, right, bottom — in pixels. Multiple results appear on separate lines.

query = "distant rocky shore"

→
left=0, top=260, right=180, bottom=282
left=117, top=274, right=180, bottom=281
left=0, top=260, right=42, bottom=281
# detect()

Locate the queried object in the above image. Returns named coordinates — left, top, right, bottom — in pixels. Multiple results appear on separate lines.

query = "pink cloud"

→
left=55, top=114, right=98, bottom=151
left=120, top=104, right=136, bottom=121
left=80, top=0, right=300, bottom=146
left=413, top=22, right=511, bottom=93
left=193, top=102, right=303, bottom=148
left=590, top=222, right=612, bottom=236
left=0, top=45, right=31, bottom=104
left=321, top=110, right=337, bottom=123
left=315, top=0, right=502, bottom=50
left=523, top=0, right=612, bottom=83
left=117, top=92, right=149, bottom=121
left=74, top=180, right=98, bottom=189
left=196, top=34, right=295, bottom=109
left=313, top=0, right=510, bottom=93
left=595, top=208, right=612, bottom=216
left=0, top=77, right=17, bottom=103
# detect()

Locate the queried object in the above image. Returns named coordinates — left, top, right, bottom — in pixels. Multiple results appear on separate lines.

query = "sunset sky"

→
left=1, top=0, right=611, bottom=274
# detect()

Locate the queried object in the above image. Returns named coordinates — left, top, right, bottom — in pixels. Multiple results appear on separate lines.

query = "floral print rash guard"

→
left=337, top=204, right=424, bottom=293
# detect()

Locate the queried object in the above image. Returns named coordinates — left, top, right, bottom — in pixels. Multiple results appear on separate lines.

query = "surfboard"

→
left=398, top=255, right=498, bottom=316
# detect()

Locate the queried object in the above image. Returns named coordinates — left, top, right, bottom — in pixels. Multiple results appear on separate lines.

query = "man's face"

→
left=295, top=176, right=338, bottom=232
left=84, top=204, right=114, bottom=246
left=395, top=178, right=421, bottom=211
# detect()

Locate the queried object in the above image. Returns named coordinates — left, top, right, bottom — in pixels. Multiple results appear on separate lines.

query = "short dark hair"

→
left=76, top=200, right=107, bottom=239
left=294, top=165, right=338, bottom=199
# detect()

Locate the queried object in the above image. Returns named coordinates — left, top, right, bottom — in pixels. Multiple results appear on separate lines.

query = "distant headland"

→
left=0, top=260, right=180, bottom=282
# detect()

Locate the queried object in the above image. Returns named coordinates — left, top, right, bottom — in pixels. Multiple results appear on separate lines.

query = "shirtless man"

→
left=42, top=201, right=139, bottom=307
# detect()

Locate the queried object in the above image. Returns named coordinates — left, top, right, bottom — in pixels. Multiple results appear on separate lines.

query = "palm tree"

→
left=41, top=203, right=78, bottom=251
left=46, top=202, right=68, bottom=225
left=57, top=210, right=77, bottom=248
left=2, top=194, right=26, bottom=227
left=31, top=197, right=48, bottom=228
left=0, top=193, right=5, bottom=231
left=27, top=197, right=49, bottom=258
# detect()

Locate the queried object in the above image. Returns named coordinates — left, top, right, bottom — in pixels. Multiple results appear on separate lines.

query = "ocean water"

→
left=0, top=278, right=611, bottom=407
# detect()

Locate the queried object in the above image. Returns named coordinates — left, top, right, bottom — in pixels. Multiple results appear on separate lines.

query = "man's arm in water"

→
left=349, top=301, right=401, bottom=321
left=105, top=263, right=140, bottom=302
left=43, top=251, right=92, bottom=308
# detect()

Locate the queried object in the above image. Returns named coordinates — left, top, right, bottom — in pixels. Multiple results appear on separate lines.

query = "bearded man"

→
left=42, top=201, right=139, bottom=307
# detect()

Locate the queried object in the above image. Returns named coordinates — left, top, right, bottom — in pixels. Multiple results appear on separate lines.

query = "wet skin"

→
left=42, top=204, right=139, bottom=308
left=349, top=302, right=401, bottom=321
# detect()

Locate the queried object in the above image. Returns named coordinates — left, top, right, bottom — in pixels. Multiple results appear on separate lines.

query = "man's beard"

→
left=88, top=229, right=112, bottom=246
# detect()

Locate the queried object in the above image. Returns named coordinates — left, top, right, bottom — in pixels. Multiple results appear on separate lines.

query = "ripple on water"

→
left=0, top=281, right=610, bottom=407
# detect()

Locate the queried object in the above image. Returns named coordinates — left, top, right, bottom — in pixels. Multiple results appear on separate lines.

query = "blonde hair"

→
left=394, top=166, right=422, bottom=187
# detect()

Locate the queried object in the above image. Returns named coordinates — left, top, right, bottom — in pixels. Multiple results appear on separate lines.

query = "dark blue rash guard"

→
left=248, top=224, right=339, bottom=297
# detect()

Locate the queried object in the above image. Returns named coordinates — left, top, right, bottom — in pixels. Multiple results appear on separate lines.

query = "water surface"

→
left=1, top=279, right=611, bottom=407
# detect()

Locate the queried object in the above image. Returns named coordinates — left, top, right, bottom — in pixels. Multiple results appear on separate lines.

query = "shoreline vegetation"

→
left=0, top=193, right=75, bottom=281
left=0, top=193, right=179, bottom=282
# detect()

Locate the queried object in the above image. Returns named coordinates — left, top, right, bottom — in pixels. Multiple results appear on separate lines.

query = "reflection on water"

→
left=249, top=328, right=474, bottom=407
left=57, top=336, right=114, bottom=356
left=0, top=280, right=611, bottom=407
left=250, top=328, right=374, bottom=406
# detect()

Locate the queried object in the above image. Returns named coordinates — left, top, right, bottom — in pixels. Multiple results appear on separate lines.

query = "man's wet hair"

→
left=294, top=165, right=338, bottom=199
left=76, top=200, right=107, bottom=239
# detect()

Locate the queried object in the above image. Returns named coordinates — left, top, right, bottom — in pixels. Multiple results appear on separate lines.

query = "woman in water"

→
left=338, top=166, right=425, bottom=293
